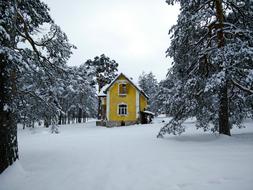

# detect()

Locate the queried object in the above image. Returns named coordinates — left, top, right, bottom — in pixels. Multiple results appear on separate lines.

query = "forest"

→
left=0, top=1, right=252, bottom=187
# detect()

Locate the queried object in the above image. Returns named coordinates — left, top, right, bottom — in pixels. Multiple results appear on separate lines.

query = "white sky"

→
left=43, top=0, right=179, bottom=82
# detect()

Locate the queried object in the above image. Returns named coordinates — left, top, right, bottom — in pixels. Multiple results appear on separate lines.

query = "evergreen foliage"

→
left=138, top=72, right=159, bottom=114
left=84, top=54, right=119, bottom=91
left=155, top=72, right=175, bottom=115
left=84, top=54, right=118, bottom=119
left=158, top=0, right=253, bottom=137
left=0, top=0, right=75, bottom=173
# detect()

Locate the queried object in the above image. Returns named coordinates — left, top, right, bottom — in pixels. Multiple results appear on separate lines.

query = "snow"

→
left=102, top=73, right=149, bottom=99
left=98, top=84, right=109, bottom=97
left=1, top=117, right=253, bottom=190
left=3, top=104, right=10, bottom=111
left=143, top=110, right=155, bottom=115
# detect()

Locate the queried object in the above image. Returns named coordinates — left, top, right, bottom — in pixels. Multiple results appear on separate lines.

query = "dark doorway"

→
left=121, top=120, right=125, bottom=126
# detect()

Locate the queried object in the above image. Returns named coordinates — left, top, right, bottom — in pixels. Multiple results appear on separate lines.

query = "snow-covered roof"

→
left=99, top=73, right=149, bottom=99
left=98, top=84, right=109, bottom=97
left=142, top=110, right=155, bottom=116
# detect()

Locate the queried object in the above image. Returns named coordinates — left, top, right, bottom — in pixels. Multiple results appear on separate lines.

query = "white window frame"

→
left=118, top=103, right=128, bottom=116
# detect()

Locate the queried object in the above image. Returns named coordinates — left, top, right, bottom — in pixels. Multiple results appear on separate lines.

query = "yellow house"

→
left=97, top=73, right=150, bottom=127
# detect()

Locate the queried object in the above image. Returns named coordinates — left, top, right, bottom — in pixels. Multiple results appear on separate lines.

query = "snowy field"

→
left=0, top=117, right=253, bottom=190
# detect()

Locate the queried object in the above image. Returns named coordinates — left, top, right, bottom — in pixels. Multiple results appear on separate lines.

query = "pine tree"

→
left=138, top=72, right=159, bottom=113
left=67, top=65, right=97, bottom=123
left=84, top=54, right=118, bottom=119
left=0, top=0, right=74, bottom=173
left=85, top=54, right=119, bottom=91
left=158, top=0, right=253, bottom=137
left=155, top=72, right=175, bottom=115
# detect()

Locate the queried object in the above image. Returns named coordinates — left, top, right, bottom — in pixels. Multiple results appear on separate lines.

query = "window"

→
left=119, top=83, right=127, bottom=95
left=118, top=104, right=127, bottom=115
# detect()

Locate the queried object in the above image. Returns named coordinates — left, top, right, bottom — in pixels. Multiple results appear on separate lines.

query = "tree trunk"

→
left=58, top=112, right=62, bottom=125
left=63, top=114, right=66, bottom=125
left=44, top=120, right=49, bottom=128
left=97, top=98, right=101, bottom=119
left=218, top=83, right=231, bottom=135
left=0, top=54, right=19, bottom=173
left=44, top=115, right=51, bottom=128
left=22, top=113, right=26, bottom=129
left=67, top=112, right=70, bottom=124
left=215, top=0, right=231, bottom=136
left=97, top=84, right=102, bottom=119
left=0, top=110, right=19, bottom=174
left=22, top=123, right=26, bottom=130
left=83, top=111, right=87, bottom=123
left=72, top=111, right=75, bottom=124
left=78, top=108, right=82, bottom=123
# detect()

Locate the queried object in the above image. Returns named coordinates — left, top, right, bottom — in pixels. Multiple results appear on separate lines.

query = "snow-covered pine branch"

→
left=158, top=0, right=253, bottom=137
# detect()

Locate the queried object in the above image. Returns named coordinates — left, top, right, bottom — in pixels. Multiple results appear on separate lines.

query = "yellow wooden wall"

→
left=106, top=74, right=148, bottom=122
left=108, top=75, right=137, bottom=121
left=140, top=94, right=148, bottom=112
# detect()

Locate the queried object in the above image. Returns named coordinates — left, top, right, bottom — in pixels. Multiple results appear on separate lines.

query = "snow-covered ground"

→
left=1, top=117, right=253, bottom=190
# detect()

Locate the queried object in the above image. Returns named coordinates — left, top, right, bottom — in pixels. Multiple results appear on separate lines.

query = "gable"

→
left=103, top=73, right=149, bottom=99
left=109, top=75, right=136, bottom=95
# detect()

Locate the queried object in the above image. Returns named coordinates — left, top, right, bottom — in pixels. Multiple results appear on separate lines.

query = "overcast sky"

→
left=43, top=0, right=179, bottom=82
